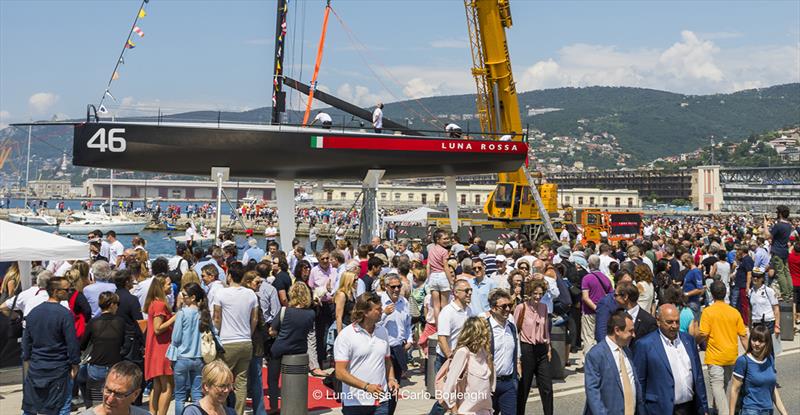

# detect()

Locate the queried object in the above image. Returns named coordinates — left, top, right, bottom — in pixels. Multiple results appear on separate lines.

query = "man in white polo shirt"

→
left=212, top=262, right=258, bottom=415
left=334, top=292, right=400, bottom=415
left=428, top=279, right=474, bottom=415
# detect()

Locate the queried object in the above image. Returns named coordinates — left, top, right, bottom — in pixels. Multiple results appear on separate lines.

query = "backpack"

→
left=168, top=258, right=186, bottom=281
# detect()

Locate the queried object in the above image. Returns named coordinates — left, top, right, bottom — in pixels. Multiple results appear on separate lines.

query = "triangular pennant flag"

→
left=125, top=39, right=136, bottom=49
left=144, top=0, right=149, bottom=3
left=118, top=57, right=125, bottom=65
left=139, top=8, right=146, bottom=18
left=98, top=105, right=109, bottom=115
left=112, top=71, right=120, bottom=81
left=105, top=90, right=118, bottom=102
left=133, top=26, right=145, bottom=37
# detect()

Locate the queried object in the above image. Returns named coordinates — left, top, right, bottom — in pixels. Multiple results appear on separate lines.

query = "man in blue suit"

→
left=584, top=309, right=645, bottom=415
left=633, top=304, right=708, bottom=415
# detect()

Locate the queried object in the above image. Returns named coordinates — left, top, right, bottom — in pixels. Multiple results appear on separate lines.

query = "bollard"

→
left=550, top=325, right=567, bottom=380
left=779, top=302, right=794, bottom=341
left=281, top=354, right=309, bottom=415
left=426, top=336, right=438, bottom=397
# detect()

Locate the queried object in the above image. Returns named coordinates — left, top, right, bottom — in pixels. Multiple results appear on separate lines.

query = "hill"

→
left=0, top=83, right=798, bottom=177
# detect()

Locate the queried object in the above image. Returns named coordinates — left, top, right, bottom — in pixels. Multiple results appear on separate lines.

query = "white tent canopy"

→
left=382, top=207, right=443, bottom=225
left=0, top=220, right=88, bottom=290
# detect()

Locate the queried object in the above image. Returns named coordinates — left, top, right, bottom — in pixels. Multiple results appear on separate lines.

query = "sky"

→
left=1, top=0, right=798, bottom=128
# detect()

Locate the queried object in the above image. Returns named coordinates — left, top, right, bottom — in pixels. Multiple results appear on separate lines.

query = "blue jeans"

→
left=492, top=377, right=518, bottom=415
left=23, top=376, right=73, bottom=415
left=247, top=356, right=266, bottom=415
left=173, top=357, right=204, bottom=415
left=730, top=285, right=739, bottom=309
left=342, top=400, right=390, bottom=415
left=87, top=364, right=109, bottom=381
left=740, top=409, right=773, bottom=415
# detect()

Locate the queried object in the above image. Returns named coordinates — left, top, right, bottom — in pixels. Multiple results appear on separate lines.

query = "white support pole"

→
left=215, top=173, right=223, bottom=241
left=109, top=169, right=114, bottom=216
left=445, top=176, right=458, bottom=233
left=211, top=167, right=230, bottom=243
left=275, top=179, right=296, bottom=252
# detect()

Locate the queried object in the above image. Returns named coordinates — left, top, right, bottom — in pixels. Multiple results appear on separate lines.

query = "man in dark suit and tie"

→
left=595, top=281, right=657, bottom=351
left=584, top=309, right=645, bottom=415
left=633, top=304, right=709, bottom=415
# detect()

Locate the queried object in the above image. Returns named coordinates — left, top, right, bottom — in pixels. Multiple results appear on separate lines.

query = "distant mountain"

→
left=1, top=83, right=798, bottom=173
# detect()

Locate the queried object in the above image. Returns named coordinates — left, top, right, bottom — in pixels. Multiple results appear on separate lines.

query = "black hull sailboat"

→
left=72, top=121, right=527, bottom=180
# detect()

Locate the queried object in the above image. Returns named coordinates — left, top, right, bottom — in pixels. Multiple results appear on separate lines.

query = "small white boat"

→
left=59, top=216, right=148, bottom=235
left=8, top=211, right=58, bottom=226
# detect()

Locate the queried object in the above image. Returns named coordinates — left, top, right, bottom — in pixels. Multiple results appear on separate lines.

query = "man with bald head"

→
left=633, top=304, right=708, bottom=415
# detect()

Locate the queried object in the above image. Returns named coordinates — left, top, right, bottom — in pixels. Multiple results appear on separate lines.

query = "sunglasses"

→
left=496, top=304, right=513, bottom=310
left=474, top=266, right=484, bottom=271
left=388, top=284, right=402, bottom=290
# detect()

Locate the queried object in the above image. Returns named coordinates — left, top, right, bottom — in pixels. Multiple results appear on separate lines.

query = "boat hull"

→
left=72, top=122, right=528, bottom=180
left=58, top=220, right=148, bottom=235
left=8, top=213, right=58, bottom=226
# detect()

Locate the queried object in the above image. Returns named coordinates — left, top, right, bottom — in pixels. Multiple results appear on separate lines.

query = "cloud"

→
left=0, top=110, right=10, bottom=130
left=659, top=30, right=723, bottom=82
left=28, top=92, right=59, bottom=114
left=335, top=83, right=387, bottom=108
left=429, top=38, right=468, bottom=49
left=403, top=77, right=443, bottom=99
left=516, top=30, right=799, bottom=94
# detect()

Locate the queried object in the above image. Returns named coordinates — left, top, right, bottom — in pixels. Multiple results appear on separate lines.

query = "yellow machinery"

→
left=463, top=0, right=559, bottom=239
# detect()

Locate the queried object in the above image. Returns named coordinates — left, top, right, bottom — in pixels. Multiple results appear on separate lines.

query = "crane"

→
left=463, top=0, right=558, bottom=240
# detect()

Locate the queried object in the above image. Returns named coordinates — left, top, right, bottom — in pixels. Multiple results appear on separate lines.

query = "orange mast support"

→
left=302, top=1, right=332, bottom=126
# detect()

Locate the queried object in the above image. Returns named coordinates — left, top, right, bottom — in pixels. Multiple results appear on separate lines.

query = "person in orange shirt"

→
left=697, top=281, right=747, bottom=415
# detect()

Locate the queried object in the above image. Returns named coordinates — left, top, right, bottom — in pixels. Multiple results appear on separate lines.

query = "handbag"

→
left=7, top=289, right=23, bottom=339
left=434, top=348, right=469, bottom=410
left=200, top=331, right=217, bottom=363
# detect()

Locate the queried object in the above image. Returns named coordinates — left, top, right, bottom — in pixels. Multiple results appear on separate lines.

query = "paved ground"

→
left=2, top=335, right=798, bottom=415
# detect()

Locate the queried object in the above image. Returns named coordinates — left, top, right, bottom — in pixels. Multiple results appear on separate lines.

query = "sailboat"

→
left=8, top=125, right=58, bottom=227
left=58, top=170, right=148, bottom=235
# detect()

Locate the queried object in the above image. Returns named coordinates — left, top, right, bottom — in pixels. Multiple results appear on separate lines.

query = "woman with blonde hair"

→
left=267, top=282, right=315, bottom=413
left=334, top=271, right=358, bottom=335
left=633, top=264, right=655, bottom=314
left=182, top=360, right=237, bottom=415
left=144, top=274, right=177, bottom=415
left=0, top=262, right=21, bottom=303
left=439, top=316, right=494, bottom=414
left=71, top=259, right=90, bottom=281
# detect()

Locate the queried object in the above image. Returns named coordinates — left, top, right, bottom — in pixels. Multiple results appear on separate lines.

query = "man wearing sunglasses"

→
left=379, top=274, right=413, bottom=415
left=468, top=257, right=496, bottom=317
left=487, top=289, right=520, bottom=415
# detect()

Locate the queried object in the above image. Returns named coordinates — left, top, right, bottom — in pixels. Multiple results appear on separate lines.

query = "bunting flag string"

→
left=97, top=0, right=151, bottom=113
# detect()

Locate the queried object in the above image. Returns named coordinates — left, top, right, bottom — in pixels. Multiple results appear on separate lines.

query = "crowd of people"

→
left=0, top=204, right=798, bottom=415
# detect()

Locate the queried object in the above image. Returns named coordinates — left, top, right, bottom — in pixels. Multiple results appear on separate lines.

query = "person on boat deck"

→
left=445, top=123, right=462, bottom=138
left=311, top=112, right=333, bottom=129
left=373, top=102, right=384, bottom=133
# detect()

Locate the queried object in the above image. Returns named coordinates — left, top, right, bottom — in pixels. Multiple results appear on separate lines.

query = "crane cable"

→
left=328, top=8, right=444, bottom=130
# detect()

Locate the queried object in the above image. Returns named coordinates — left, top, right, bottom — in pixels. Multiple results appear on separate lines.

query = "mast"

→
left=24, top=125, right=31, bottom=208
left=271, top=0, right=289, bottom=124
